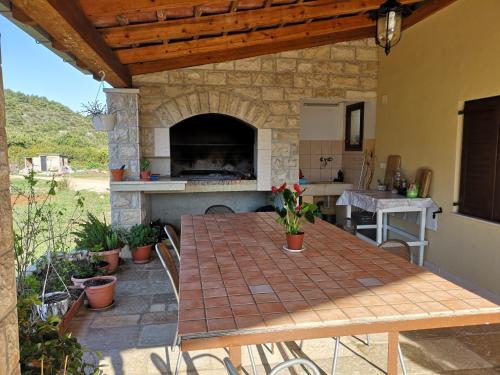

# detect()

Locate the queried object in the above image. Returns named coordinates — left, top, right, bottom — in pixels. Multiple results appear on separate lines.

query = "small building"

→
left=24, top=154, right=70, bottom=173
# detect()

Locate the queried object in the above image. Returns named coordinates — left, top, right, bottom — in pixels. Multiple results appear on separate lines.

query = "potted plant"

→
left=73, top=213, right=124, bottom=273
left=110, top=164, right=126, bottom=182
left=70, top=258, right=108, bottom=288
left=83, top=275, right=117, bottom=309
left=126, top=224, right=158, bottom=264
left=271, top=183, right=317, bottom=251
left=82, top=100, right=116, bottom=131
left=140, top=159, right=151, bottom=181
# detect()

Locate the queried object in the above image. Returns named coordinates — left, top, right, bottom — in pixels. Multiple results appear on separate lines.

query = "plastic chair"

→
left=205, top=205, right=235, bottom=214
left=164, top=224, right=181, bottom=263
left=378, top=239, right=412, bottom=262
left=224, top=357, right=320, bottom=375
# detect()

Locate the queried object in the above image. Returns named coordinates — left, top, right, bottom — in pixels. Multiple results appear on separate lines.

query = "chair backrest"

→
left=224, top=357, right=320, bottom=375
left=205, top=205, right=235, bottom=214
left=164, top=224, right=181, bottom=263
left=378, top=239, right=411, bottom=262
left=155, top=243, right=179, bottom=302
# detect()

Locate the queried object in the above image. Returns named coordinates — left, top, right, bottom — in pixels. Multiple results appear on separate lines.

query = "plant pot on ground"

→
left=271, top=183, right=318, bottom=251
left=73, top=213, right=125, bottom=273
left=140, top=159, right=151, bottom=181
left=35, top=291, right=70, bottom=321
left=83, top=276, right=117, bottom=309
left=126, top=224, right=158, bottom=264
left=111, top=165, right=126, bottom=181
left=71, top=258, right=109, bottom=288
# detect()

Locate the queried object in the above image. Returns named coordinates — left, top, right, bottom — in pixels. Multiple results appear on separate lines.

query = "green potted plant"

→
left=110, top=164, right=126, bottom=182
left=271, top=183, right=317, bottom=251
left=70, top=258, right=108, bottom=288
left=140, top=159, right=151, bottom=181
left=73, top=213, right=124, bottom=273
left=126, top=224, right=158, bottom=264
left=81, top=99, right=116, bottom=131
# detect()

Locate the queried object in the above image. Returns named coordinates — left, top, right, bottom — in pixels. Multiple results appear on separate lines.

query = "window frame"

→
left=345, top=102, right=364, bottom=152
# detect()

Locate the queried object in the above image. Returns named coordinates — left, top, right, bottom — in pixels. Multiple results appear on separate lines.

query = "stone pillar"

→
left=104, top=88, right=147, bottom=228
left=0, top=42, right=21, bottom=375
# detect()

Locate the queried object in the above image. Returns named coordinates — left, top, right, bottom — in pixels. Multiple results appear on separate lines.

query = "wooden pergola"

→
left=9, top=0, right=455, bottom=87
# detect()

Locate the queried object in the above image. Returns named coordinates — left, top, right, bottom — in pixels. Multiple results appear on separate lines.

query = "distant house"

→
left=24, top=154, right=70, bottom=173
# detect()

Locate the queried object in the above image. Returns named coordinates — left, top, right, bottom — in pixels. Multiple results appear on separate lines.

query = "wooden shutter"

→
left=459, top=96, right=500, bottom=221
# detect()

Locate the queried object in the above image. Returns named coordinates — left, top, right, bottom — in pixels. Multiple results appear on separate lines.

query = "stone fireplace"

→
left=105, top=38, right=378, bottom=228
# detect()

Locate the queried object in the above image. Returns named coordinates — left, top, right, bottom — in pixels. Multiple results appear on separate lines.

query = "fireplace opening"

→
left=170, top=113, right=256, bottom=180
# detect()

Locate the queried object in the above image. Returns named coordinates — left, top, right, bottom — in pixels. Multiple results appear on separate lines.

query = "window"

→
left=345, top=102, right=364, bottom=151
left=459, top=95, right=500, bottom=222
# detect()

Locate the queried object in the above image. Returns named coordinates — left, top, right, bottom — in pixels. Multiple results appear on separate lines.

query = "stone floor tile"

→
left=80, top=326, right=140, bottom=351
left=150, top=303, right=166, bottom=312
left=140, top=311, right=178, bottom=325
left=457, top=333, right=500, bottom=366
left=139, top=324, right=177, bottom=347
left=91, top=314, right=140, bottom=329
left=100, top=296, right=151, bottom=316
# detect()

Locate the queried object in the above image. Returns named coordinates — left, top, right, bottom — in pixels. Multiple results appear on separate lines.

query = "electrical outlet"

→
left=380, top=162, right=387, bottom=169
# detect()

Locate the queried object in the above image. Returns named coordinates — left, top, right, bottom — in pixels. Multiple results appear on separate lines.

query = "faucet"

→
left=320, top=156, right=333, bottom=168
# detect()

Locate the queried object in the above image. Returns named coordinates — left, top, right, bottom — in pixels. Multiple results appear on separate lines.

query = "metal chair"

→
left=155, top=243, right=258, bottom=375
left=205, top=205, right=235, bottom=214
left=164, top=224, right=181, bottom=263
left=378, top=239, right=412, bottom=262
left=224, top=357, right=320, bottom=375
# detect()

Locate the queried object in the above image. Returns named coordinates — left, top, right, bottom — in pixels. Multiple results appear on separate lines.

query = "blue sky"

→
left=0, top=16, right=107, bottom=112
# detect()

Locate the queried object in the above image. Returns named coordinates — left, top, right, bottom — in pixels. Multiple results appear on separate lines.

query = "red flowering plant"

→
left=271, top=183, right=317, bottom=234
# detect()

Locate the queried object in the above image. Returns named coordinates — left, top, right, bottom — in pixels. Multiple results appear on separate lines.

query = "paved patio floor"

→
left=70, top=255, right=500, bottom=375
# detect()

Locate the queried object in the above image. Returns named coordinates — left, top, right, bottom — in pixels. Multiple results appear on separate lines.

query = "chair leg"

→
left=365, top=334, right=371, bottom=346
left=247, top=346, right=258, bottom=375
left=299, top=340, right=304, bottom=350
left=398, top=343, right=407, bottom=375
left=174, top=350, right=183, bottom=375
left=331, top=337, right=341, bottom=375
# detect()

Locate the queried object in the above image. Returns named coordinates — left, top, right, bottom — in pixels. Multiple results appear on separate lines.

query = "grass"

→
left=10, top=176, right=111, bottom=259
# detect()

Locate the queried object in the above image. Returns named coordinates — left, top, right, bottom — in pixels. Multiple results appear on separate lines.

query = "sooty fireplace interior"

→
left=170, top=113, right=256, bottom=180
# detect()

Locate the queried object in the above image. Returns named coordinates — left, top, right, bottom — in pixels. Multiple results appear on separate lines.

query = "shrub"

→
left=126, top=224, right=158, bottom=251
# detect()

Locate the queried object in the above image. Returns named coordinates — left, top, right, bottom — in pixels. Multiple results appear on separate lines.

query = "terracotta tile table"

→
left=179, top=212, right=500, bottom=374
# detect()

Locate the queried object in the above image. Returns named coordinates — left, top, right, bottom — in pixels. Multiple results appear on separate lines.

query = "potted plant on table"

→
left=140, top=159, right=151, bottom=181
left=271, top=183, right=317, bottom=251
left=126, top=224, right=158, bottom=264
left=82, top=100, right=116, bottom=131
left=73, top=213, right=124, bottom=273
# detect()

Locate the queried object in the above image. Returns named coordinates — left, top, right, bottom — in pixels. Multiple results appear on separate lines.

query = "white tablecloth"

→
left=337, top=190, right=440, bottom=230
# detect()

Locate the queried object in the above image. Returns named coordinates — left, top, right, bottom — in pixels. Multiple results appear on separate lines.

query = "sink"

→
left=301, top=182, right=353, bottom=196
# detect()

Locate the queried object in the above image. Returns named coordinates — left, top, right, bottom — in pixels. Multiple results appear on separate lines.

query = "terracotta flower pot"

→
left=83, top=276, right=117, bottom=309
left=90, top=248, right=120, bottom=273
left=140, top=171, right=151, bottom=181
left=132, top=244, right=153, bottom=264
left=111, top=169, right=125, bottom=181
left=286, top=232, right=305, bottom=250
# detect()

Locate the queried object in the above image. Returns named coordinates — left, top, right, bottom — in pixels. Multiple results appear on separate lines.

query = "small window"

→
left=459, top=95, right=500, bottom=223
left=345, top=102, right=364, bottom=151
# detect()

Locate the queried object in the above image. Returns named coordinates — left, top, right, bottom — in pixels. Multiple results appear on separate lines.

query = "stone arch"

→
left=158, top=90, right=270, bottom=128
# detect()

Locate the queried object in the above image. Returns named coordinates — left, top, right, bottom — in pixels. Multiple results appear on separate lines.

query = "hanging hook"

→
left=98, top=70, right=106, bottom=82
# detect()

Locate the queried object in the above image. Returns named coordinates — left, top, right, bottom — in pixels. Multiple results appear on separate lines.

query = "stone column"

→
left=104, top=89, right=147, bottom=229
left=0, top=42, right=21, bottom=375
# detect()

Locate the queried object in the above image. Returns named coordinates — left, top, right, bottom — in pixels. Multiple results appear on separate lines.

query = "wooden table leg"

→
left=229, top=346, right=242, bottom=374
left=387, top=331, right=399, bottom=375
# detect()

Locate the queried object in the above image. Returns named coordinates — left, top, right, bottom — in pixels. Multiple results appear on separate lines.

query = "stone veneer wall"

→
left=134, top=39, right=378, bottom=186
left=0, top=63, right=20, bottom=374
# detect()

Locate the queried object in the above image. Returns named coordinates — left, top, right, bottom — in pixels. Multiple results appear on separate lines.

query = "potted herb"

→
left=111, top=164, right=126, bottom=182
left=126, top=224, right=158, bottom=264
left=140, top=159, right=151, bottom=181
left=73, top=213, right=124, bottom=273
left=70, top=258, right=108, bottom=288
left=82, top=100, right=116, bottom=131
left=271, top=183, right=317, bottom=251
left=83, top=275, right=117, bottom=309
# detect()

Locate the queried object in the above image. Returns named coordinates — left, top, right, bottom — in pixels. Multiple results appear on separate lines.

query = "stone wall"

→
left=133, top=39, right=378, bottom=186
left=0, top=64, right=20, bottom=374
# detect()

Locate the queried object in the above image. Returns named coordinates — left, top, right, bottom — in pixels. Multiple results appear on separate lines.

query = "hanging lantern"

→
left=376, top=0, right=403, bottom=55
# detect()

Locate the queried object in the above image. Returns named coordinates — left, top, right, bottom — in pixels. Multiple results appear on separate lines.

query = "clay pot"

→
left=71, top=275, right=92, bottom=288
left=111, top=169, right=125, bottom=181
left=132, top=244, right=153, bottom=264
left=140, top=171, right=151, bottom=181
left=286, top=232, right=305, bottom=250
left=90, top=249, right=120, bottom=273
left=83, top=276, right=117, bottom=309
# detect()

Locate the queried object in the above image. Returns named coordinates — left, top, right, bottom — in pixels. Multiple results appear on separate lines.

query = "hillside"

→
left=5, top=89, right=108, bottom=170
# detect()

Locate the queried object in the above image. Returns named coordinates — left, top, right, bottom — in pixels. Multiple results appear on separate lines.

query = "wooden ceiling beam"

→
left=128, top=24, right=375, bottom=75
left=11, top=0, right=131, bottom=87
left=79, top=0, right=231, bottom=18
left=101, top=0, right=421, bottom=47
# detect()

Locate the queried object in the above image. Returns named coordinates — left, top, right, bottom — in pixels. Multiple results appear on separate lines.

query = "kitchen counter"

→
left=109, top=179, right=258, bottom=193
left=300, top=182, right=353, bottom=196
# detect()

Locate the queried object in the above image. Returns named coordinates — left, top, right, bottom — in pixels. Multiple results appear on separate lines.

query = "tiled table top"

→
left=178, top=212, right=500, bottom=340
